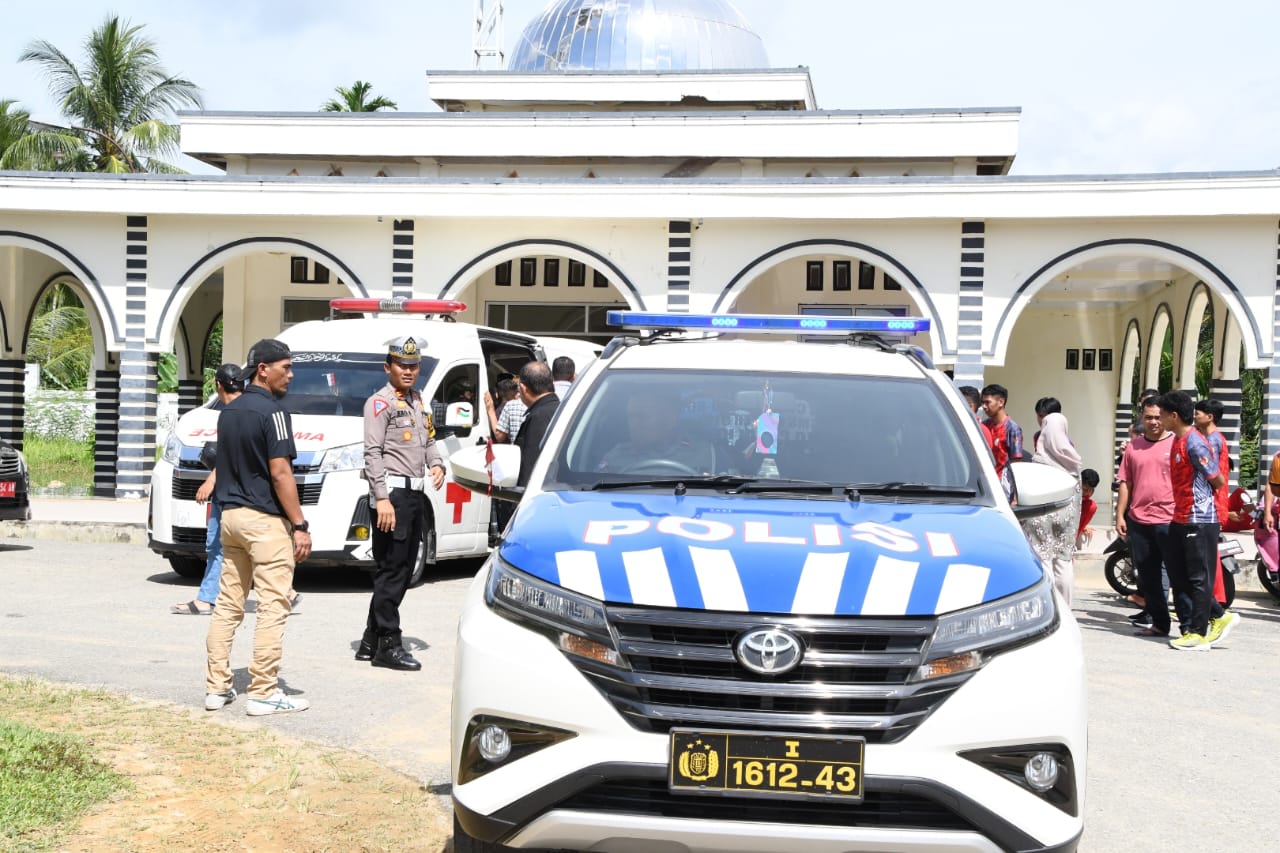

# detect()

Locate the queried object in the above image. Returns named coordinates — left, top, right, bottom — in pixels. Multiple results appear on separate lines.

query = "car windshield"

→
left=547, top=368, right=981, bottom=496
left=283, top=351, right=440, bottom=417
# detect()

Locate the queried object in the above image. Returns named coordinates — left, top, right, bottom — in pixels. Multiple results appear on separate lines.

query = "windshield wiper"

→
left=846, top=482, right=977, bottom=497
left=583, top=475, right=754, bottom=492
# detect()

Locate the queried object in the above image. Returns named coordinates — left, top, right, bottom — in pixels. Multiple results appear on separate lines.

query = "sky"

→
left=2, top=0, right=1278, bottom=176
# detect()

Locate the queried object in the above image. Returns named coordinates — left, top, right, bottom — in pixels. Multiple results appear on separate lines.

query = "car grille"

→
left=556, top=779, right=977, bottom=832
left=171, top=472, right=322, bottom=505
left=570, top=607, right=972, bottom=744
left=172, top=526, right=208, bottom=546
left=0, top=450, right=22, bottom=478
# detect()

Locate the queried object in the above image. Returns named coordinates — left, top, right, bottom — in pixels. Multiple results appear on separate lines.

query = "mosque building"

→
left=2, top=0, right=1280, bottom=504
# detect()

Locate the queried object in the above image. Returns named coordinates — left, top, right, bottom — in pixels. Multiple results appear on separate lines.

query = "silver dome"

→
left=508, top=0, right=769, bottom=72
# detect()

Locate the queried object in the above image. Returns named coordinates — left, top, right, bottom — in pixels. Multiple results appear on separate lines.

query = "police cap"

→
left=387, top=335, right=422, bottom=363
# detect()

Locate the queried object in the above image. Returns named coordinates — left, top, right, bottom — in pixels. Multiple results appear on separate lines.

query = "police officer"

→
left=357, top=335, right=445, bottom=670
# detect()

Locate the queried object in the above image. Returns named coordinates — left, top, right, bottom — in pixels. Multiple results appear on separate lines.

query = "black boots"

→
left=354, top=633, right=376, bottom=661
left=371, top=634, right=421, bottom=671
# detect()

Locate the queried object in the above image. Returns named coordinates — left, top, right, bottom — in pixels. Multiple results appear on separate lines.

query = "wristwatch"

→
left=293, top=520, right=310, bottom=533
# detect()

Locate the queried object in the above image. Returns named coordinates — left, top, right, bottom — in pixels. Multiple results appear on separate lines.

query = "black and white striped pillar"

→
left=116, top=216, right=157, bottom=499
left=0, top=359, right=24, bottom=449
left=177, top=378, right=204, bottom=416
left=951, top=221, right=986, bottom=387
left=1208, top=377, right=1242, bottom=488
left=392, top=220, right=414, bottom=299
left=1264, top=222, right=1280, bottom=482
left=93, top=370, right=120, bottom=497
left=1112, top=401, right=1133, bottom=466
left=666, top=220, right=692, bottom=313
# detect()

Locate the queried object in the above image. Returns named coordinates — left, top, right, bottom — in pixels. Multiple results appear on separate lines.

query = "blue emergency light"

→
left=606, top=311, right=930, bottom=334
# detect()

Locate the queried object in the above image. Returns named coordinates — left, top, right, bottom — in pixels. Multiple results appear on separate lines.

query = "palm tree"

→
left=0, top=100, right=34, bottom=164
left=5, top=15, right=203, bottom=173
left=321, top=81, right=397, bottom=112
left=27, top=283, right=93, bottom=390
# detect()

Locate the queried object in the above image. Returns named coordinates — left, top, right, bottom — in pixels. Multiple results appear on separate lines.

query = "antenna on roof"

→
left=473, top=0, right=505, bottom=70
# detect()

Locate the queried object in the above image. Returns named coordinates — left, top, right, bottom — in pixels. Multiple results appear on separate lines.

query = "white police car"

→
left=448, top=312, right=1086, bottom=853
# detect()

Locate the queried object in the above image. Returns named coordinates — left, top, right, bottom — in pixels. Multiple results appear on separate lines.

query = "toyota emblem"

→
left=735, top=627, right=803, bottom=675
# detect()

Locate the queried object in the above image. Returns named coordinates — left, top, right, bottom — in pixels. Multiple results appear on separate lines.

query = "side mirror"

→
left=445, top=401, right=474, bottom=428
left=450, top=443, right=524, bottom=502
left=1009, top=461, right=1077, bottom=520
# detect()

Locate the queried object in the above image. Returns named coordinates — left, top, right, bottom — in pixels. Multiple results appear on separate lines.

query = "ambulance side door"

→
left=427, top=360, right=489, bottom=556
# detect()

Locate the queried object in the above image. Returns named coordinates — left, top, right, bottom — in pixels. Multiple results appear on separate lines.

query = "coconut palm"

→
left=7, top=15, right=203, bottom=173
left=27, top=283, right=93, bottom=390
left=321, top=81, right=397, bottom=112
left=0, top=100, right=35, bottom=164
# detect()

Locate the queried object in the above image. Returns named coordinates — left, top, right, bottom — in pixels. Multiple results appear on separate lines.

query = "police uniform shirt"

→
left=212, top=384, right=297, bottom=517
left=363, top=382, right=444, bottom=501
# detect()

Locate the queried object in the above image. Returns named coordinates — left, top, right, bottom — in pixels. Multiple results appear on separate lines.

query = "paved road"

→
left=1, top=538, right=1277, bottom=851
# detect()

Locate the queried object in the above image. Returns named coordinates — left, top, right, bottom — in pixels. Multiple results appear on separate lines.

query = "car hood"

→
left=499, top=491, right=1043, bottom=616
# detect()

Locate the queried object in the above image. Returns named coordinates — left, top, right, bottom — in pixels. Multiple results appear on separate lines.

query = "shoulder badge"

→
left=373, top=399, right=388, bottom=417
left=426, top=413, right=435, bottom=439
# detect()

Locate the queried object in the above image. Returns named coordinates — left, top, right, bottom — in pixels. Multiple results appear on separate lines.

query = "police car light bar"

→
left=330, top=298, right=467, bottom=314
left=606, top=311, right=930, bottom=334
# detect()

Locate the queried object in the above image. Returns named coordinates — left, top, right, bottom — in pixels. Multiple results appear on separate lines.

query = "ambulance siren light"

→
left=330, top=298, right=467, bottom=314
left=606, top=311, right=930, bottom=334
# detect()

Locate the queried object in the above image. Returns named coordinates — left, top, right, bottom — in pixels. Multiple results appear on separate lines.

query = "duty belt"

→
left=385, top=474, right=426, bottom=491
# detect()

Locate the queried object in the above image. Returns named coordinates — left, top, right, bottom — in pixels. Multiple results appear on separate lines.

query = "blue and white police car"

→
left=448, top=312, right=1086, bottom=853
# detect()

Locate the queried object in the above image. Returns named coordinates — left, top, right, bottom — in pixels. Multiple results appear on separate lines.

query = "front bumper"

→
left=451, top=568, right=1087, bottom=853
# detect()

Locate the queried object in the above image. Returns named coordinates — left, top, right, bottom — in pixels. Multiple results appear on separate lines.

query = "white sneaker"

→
left=245, top=690, right=310, bottom=716
left=205, top=688, right=236, bottom=711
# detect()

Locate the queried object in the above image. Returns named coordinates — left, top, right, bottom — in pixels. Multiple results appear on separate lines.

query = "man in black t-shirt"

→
left=205, top=339, right=313, bottom=717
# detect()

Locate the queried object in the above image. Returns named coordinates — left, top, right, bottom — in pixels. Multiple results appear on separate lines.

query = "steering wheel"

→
left=620, top=458, right=701, bottom=476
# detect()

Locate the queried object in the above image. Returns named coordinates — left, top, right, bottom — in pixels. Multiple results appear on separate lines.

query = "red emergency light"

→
left=329, top=298, right=467, bottom=314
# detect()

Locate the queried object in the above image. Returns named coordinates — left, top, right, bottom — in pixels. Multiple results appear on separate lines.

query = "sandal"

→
left=289, top=592, right=302, bottom=610
left=171, top=600, right=213, bottom=616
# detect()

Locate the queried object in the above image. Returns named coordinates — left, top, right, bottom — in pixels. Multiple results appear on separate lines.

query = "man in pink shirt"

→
left=1115, top=397, right=1190, bottom=635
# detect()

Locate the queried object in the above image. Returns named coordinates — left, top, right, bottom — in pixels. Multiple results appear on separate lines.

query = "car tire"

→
left=168, top=556, right=205, bottom=579
left=408, top=518, right=435, bottom=588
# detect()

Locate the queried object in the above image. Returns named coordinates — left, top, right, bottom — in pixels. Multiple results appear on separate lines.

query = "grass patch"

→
left=20, top=435, right=94, bottom=494
left=0, top=676, right=452, bottom=852
left=0, top=720, right=125, bottom=851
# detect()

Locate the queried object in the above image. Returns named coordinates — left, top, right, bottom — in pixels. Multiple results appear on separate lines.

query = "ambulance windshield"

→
left=283, top=351, right=440, bottom=417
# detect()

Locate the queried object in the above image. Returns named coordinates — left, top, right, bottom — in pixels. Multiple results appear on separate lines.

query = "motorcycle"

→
left=1250, top=524, right=1280, bottom=602
left=1102, top=534, right=1240, bottom=607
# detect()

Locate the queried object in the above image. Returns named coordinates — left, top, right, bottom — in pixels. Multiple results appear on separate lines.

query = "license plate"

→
left=669, top=728, right=864, bottom=801
left=0, top=481, right=15, bottom=498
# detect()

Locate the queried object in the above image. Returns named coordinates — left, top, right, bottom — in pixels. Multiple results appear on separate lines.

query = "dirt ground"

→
left=0, top=676, right=453, bottom=852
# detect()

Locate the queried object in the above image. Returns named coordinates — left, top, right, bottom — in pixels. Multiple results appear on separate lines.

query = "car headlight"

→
left=161, top=433, right=183, bottom=465
left=485, top=557, right=623, bottom=667
left=319, top=442, right=364, bottom=473
left=918, top=575, right=1057, bottom=680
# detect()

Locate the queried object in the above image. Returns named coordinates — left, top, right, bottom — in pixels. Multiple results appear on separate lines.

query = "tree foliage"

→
left=321, top=80, right=397, bottom=112
left=27, top=284, right=92, bottom=390
left=2, top=15, right=202, bottom=172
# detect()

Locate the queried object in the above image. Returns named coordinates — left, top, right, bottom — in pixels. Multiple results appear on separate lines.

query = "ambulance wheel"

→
left=168, top=556, right=204, bottom=579
left=409, top=523, right=435, bottom=588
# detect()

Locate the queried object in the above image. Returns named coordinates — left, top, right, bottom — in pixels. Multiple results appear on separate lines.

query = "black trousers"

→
left=1164, top=521, right=1224, bottom=636
left=367, top=487, right=425, bottom=638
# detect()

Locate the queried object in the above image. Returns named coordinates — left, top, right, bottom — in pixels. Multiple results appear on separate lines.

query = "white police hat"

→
left=388, top=335, right=422, bottom=363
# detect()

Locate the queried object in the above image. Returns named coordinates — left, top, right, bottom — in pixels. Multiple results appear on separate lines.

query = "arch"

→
left=1178, top=281, right=1213, bottom=391
left=0, top=230, right=117, bottom=344
left=713, top=239, right=947, bottom=356
left=21, top=272, right=111, bottom=373
left=1147, top=304, right=1174, bottom=392
left=0, top=299, right=9, bottom=352
left=153, top=237, right=367, bottom=349
left=200, top=312, right=224, bottom=374
left=1117, top=319, right=1142, bottom=403
left=989, top=239, right=1263, bottom=364
left=438, top=239, right=643, bottom=309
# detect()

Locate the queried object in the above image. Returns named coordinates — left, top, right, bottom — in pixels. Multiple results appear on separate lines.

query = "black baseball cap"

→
left=214, top=363, right=243, bottom=393
left=237, top=338, right=292, bottom=382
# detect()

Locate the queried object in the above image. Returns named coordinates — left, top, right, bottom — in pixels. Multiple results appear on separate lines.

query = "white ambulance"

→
left=147, top=298, right=552, bottom=585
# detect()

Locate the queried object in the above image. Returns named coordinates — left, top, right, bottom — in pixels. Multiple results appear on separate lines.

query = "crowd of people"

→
left=959, top=382, right=1246, bottom=652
